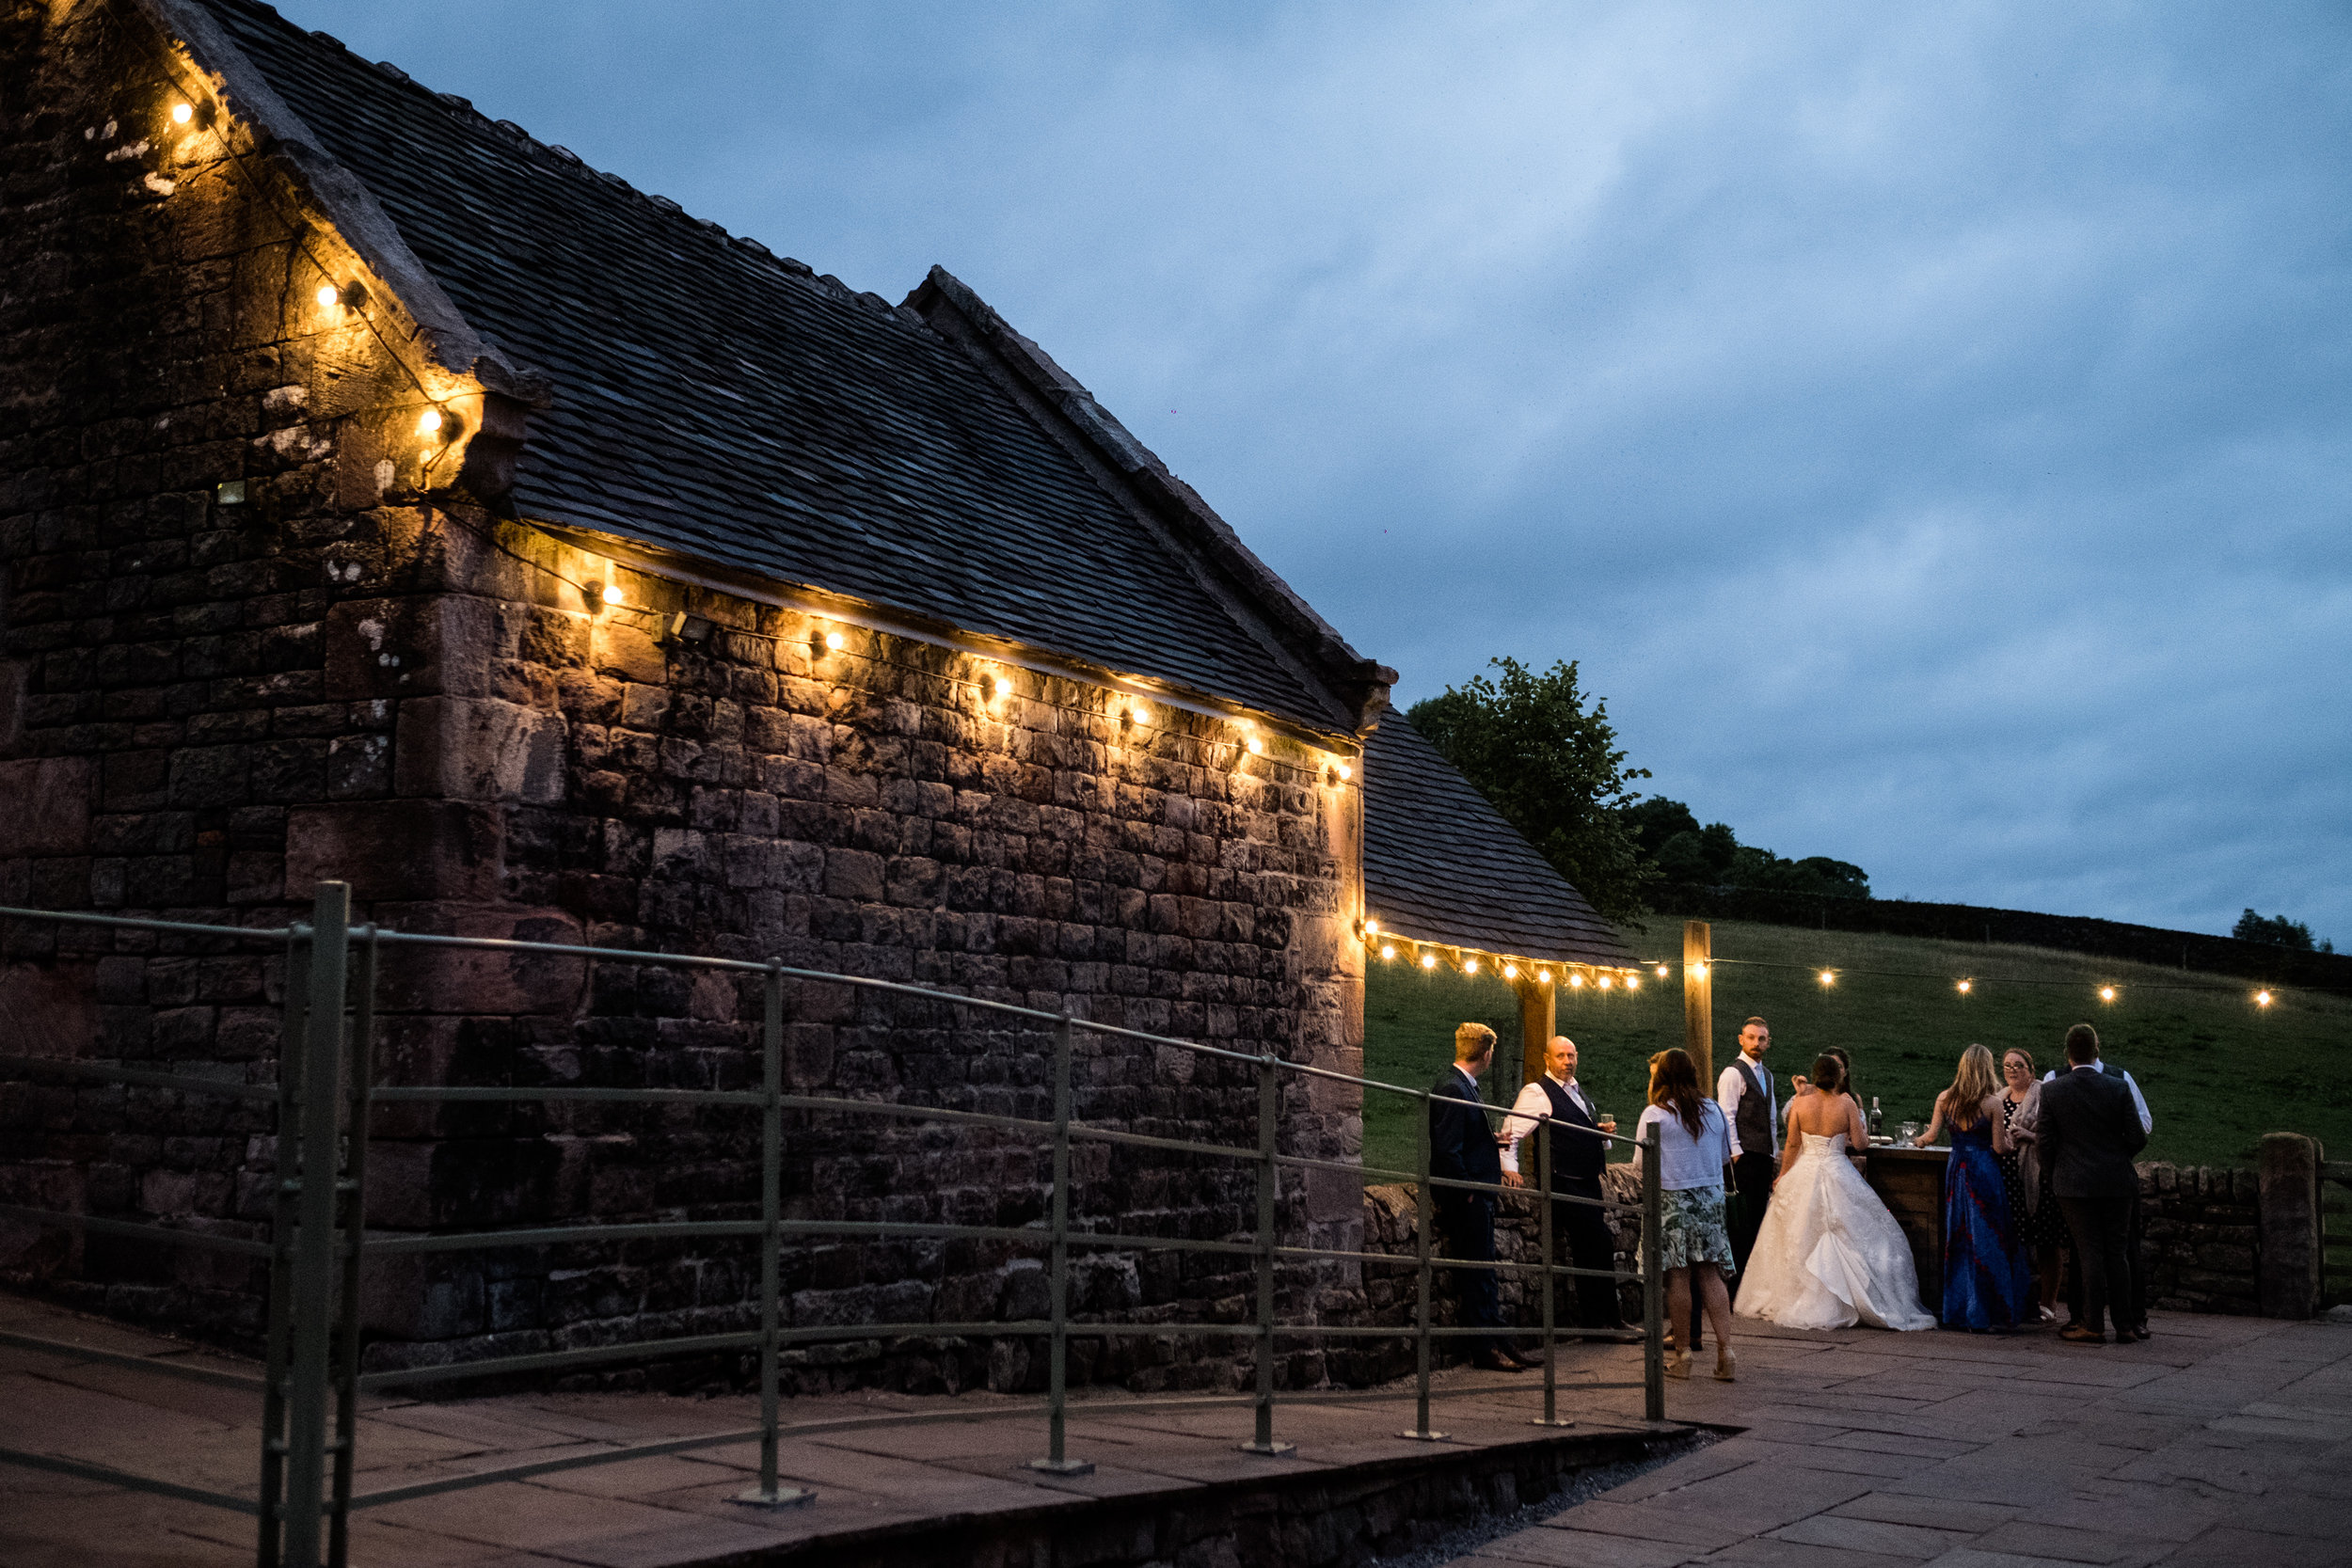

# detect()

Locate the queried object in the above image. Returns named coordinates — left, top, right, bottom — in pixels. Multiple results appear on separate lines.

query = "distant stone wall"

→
left=2138, top=1163, right=2263, bottom=1316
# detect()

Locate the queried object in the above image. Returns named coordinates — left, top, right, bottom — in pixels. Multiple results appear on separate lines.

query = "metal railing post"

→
left=326, top=924, right=378, bottom=1568
left=1240, top=1052, right=1293, bottom=1455
left=257, top=927, right=310, bottom=1568
left=1642, top=1123, right=1664, bottom=1422
left=1532, top=1117, right=1570, bottom=1428
left=1027, top=1016, right=1091, bottom=1474
left=1400, top=1090, right=1445, bottom=1441
left=737, top=961, right=812, bottom=1507
left=282, top=882, right=351, bottom=1568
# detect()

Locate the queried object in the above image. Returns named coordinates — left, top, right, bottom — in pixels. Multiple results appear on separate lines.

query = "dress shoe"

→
left=1663, top=1350, right=1691, bottom=1380
left=2059, top=1323, right=2106, bottom=1344
left=2125, top=1324, right=2152, bottom=1342
left=1470, top=1350, right=1527, bottom=1373
left=1712, top=1349, right=1738, bottom=1382
left=1501, top=1346, right=1543, bottom=1370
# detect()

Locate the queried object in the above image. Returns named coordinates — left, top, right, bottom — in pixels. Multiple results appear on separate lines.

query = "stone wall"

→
left=2137, top=1162, right=2263, bottom=1316
left=0, top=4, right=1367, bottom=1396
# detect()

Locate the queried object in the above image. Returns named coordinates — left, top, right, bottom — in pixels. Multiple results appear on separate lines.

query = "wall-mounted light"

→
left=601, top=583, right=626, bottom=607
left=1246, top=736, right=1264, bottom=755
left=1123, top=702, right=1150, bottom=726
left=993, top=675, right=1013, bottom=699
left=315, top=284, right=339, bottom=309
left=1362, top=918, right=1379, bottom=939
left=664, top=611, right=712, bottom=643
left=171, top=102, right=193, bottom=125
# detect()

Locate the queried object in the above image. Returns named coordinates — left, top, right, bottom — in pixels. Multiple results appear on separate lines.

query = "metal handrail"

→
left=0, top=886, right=1666, bottom=1567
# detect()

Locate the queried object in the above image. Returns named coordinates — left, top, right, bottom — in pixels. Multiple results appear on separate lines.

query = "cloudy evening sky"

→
left=279, top=1, right=2352, bottom=942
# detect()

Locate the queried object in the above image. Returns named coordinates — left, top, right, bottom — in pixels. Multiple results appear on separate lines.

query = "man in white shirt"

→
left=1500, top=1037, right=1624, bottom=1329
left=1717, top=1017, right=1778, bottom=1279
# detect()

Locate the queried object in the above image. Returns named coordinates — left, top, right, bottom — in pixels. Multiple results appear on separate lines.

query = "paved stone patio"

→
left=1454, top=1309, right=2352, bottom=1568
left=5, top=1287, right=2347, bottom=1566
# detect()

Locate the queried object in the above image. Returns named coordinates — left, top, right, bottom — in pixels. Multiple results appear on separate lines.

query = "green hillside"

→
left=1360, top=918, right=2345, bottom=1178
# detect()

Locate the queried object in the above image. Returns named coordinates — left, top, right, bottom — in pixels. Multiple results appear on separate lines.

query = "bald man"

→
left=1502, top=1037, right=1626, bottom=1331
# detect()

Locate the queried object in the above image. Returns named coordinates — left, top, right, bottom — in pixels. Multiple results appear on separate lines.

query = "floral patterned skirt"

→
left=1642, top=1185, right=1737, bottom=1276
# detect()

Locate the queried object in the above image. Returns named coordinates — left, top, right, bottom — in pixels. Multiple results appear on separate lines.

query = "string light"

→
left=1597, top=974, right=1613, bottom=990
left=1463, top=957, right=1478, bottom=975
left=1957, top=979, right=1972, bottom=994
left=1656, top=964, right=1669, bottom=979
left=1362, top=919, right=1380, bottom=938
left=1126, top=702, right=1151, bottom=725
left=1336, top=763, right=1352, bottom=781
left=1502, top=963, right=1518, bottom=980
left=2255, top=990, right=2273, bottom=1007
left=171, top=103, right=193, bottom=125
left=1569, top=974, right=1585, bottom=989
left=1626, top=975, right=1640, bottom=990
left=1818, top=970, right=1836, bottom=988
left=1419, top=952, right=1437, bottom=970
left=2099, top=986, right=2117, bottom=1004
left=1690, top=962, right=1708, bottom=981
left=417, top=409, right=443, bottom=436
left=1537, top=969, right=1552, bottom=985
left=1379, top=943, right=1396, bottom=961
left=824, top=630, right=846, bottom=651
left=1247, top=736, right=1264, bottom=755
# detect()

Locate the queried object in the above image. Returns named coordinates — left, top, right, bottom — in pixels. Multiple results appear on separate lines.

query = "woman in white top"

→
left=1631, top=1048, right=1738, bottom=1382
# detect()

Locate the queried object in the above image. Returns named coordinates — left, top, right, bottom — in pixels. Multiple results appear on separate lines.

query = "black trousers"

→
left=2063, top=1192, right=2145, bottom=1331
left=1549, top=1178, right=1625, bottom=1329
left=1728, top=1152, right=1778, bottom=1279
left=2058, top=1195, right=2137, bottom=1337
left=1437, top=1194, right=1504, bottom=1354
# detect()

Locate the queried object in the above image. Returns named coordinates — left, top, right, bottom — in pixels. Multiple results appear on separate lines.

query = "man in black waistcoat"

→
left=2040, top=1022, right=2151, bottom=1344
left=1429, top=1022, right=1532, bottom=1371
left=2042, top=1023, right=2154, bottom=1339
left=1502, top=1036, right=1625, bottom=1329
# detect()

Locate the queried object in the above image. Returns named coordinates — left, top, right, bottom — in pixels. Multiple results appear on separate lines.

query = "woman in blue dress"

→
left=1912, top=1044, right=2033, bottom=1330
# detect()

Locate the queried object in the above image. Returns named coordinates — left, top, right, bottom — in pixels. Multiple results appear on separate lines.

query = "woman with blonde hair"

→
left=1631, top=1049, right=1739, bottom=1381
left=1914, top=1044, right=2032, bottom=1329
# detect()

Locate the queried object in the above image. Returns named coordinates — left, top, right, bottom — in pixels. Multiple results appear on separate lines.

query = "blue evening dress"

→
left=1941, top=1119, right=2032, bottom=1329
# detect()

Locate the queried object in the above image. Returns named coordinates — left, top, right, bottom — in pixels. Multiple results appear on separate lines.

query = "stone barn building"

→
left=0, top=0, right=1637, bottom=1391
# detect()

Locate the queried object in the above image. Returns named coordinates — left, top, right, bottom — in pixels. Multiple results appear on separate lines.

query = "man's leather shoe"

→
left=1501, top=1345, right=1542, bottom=1370
left=1470, top=1350, right=1527, bottom=1372
left=2125, top=1324, right=2152, bottom=1342
left=2059, top=1323, right=2106, bottom=1344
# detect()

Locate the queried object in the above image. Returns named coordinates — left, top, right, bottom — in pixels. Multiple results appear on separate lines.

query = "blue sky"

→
left=279, top=1, right=2351, bottom=942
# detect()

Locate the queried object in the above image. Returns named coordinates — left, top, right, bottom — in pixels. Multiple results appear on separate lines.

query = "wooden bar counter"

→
left=1861, top=1144, right=1948, bottom=1313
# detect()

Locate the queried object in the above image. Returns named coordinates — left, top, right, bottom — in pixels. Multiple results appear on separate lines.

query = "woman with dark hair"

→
left=1915, top=1044, right=2033, bottom=1330
left=1631, top=1049, right=1739, bottom=1381
left=1736, top=1053, right=1934, bottom=1332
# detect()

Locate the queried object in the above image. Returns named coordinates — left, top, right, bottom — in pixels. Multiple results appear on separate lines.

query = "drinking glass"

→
left=1899, top=1121, right=1920, bottom=1144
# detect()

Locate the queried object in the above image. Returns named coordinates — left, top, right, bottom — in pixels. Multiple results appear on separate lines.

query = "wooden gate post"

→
left=1682, top=922, right=1712, bottom=1085
left=1516, top=974, right=1555, bottom=1093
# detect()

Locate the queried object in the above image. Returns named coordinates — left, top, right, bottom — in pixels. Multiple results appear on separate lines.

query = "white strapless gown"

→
left=1734, top=1132, right=1936, bottom=1332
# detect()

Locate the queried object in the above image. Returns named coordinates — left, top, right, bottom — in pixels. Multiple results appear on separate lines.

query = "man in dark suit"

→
left=2039, top=1022, right=2150, bottom=1344
left=1501, top=1035, right=1625, bottom=1330
left=1429, top=1022, right=1531, bottom=1371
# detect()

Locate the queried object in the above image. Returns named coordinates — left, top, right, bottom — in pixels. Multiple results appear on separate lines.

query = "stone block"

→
left=2258, top=1132, right=2321, bottom=1319
left=323, top=594, right=501, bottom=700
left=285, top=800, right=504, bottom=902
left=393, top=695, right=566, bottom=803
left=0, top=757, right=91, bottom=854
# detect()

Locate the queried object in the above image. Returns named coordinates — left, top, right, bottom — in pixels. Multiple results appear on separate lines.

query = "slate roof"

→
left=1361, top=715, right=1636, bottom=969
left=191, top=0, right=1363, bottom=735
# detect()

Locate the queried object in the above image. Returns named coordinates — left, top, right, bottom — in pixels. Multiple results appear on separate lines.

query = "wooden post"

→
left=1515, top=975, right=1555, bottom=1093
left=1683, top=921, right=1712, bottom=1085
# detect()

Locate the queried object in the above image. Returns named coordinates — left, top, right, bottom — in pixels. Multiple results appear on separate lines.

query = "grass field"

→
left=1362, top=918, right=2348, bottom=1180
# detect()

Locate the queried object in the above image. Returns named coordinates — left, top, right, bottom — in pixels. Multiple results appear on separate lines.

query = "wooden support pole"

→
left=1515, top=975, right=1555, bottom=1093
left=1683, top=921, right=1712, bottom=1085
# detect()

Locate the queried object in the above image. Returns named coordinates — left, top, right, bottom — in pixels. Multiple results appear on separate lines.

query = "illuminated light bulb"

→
left=993, top=675, right=1013, bottom=698
left=1247, top=736, right=1264, bottom=755
left=1337, top=763, right=1352, bottom=781
left=1597, top=974, right=1613, bottom=990
left=1502, top=963, right=1518, bottom=981
left=1656, top=965, right=1669, bottom=979
left=1627, top=975, right=1640, bottom=990
left=824, top=631, right=846, bottom=651
left=171, top=103, right=194, bottom=125
left=417, top=409, right=443, bottom=436
left=1819, top=971, right=1835, bottom=987
left=601, top=583, right=625, bottom=607
left=1957, top=979, right=1972, bottom=994
left=1419, top=951, right=1437, bottom=970
left=1537, top=969, right=1552, bottom=985
left=1379, top=943, right=1396, bottom=961
left=2099, top=986, right=2116, bottom=1003
left=1569, top=973, right=1585, bottom=989
left=315, top=283, right=339, bottom=309
left=1363, top=919, right=1379, bottom=938
left=1690, top=962, right=1708, bottom=981
left=1463, top=957, right=1478, bottom=975
left=2256, top=990, right=2273, bottom=1007
left=1126, top=703, right=1150, bottom=725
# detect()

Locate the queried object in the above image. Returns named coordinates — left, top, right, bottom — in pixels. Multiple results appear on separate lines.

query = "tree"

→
left=1407, top=658, right=1654, bottom=924
left=2233, top=909, right=2330, bottom=952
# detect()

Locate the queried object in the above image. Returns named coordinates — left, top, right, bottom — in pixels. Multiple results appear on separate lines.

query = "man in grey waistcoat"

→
left=1716, top=1016, right=1778, bottom=1280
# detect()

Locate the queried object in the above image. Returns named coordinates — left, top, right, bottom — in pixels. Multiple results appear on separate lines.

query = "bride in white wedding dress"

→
left=1735, top=1053, right=1936, bottom=1332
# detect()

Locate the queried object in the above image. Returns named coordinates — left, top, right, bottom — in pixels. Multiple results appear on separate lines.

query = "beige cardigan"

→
left=2004, top=1082, right=2044, bottom=1212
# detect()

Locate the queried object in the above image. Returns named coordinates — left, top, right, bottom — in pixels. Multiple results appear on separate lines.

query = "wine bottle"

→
left=1869, top=1097, right=1883, bottom=1140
